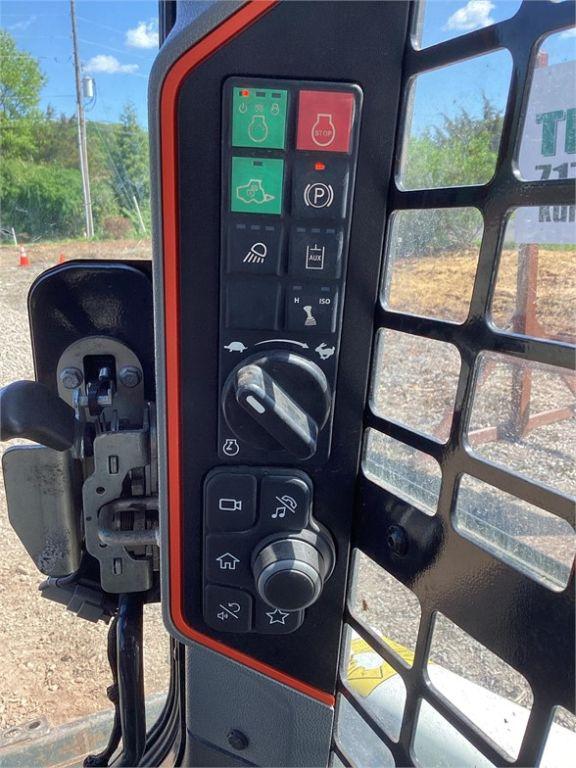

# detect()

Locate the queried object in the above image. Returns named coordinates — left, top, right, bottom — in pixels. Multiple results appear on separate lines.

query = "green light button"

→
left=231, top=157, right=284, bottom=215
left=232, top=87, right=288, bottom=149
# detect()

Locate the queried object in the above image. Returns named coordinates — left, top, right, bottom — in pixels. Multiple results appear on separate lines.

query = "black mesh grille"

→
left=335, top=1, right=575, bottom=765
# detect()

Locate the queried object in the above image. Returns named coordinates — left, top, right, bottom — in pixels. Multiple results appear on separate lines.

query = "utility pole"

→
left=70, top=0, right=94, bottom=238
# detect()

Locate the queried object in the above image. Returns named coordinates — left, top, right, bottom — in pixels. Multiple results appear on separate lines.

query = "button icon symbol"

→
left=236, top=178, right=275, bottom=205
left=266, top=608, right=290, bottom=625
left=217, top=602, right=241, bottom=621
left=243, top=241, right=268, bottom=264
left=303, top=305, right=317, bottom=327
left=311, top=112, right=336, bottom=147
left=305, top=244, right=325, bottom=270
left=218, top=498, right=242, bottom=512
left=271, top=494, right=298, bottom=519
left=315, top=342, right=335, bottom=360
left=216, top=552, right=240, bottom=571
left=224, top=341, right=248, bottom=353
left=304, top=182, right=334, bottom=209
left=222, top=438, right=240, bottom=456
left=248, top=114, right=269, bottom=143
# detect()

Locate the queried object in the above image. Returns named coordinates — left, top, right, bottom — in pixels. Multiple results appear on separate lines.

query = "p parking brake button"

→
left=292, top=156, right=349, bottom=219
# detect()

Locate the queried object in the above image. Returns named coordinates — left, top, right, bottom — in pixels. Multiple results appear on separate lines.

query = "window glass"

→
left=398, top=50, right=512, bottom=189
left=342, top=626, right=407, bottom=742
left=413, top=0, right=522, bottom=50
left=413, top=699, right=495, bottom=768
left=382, top=208, right=483, bottom=323
left=370, top=329, right=461, bottom=442
left=363, top=429, right=442, bottom=515
left=539, top=706, right=576, bottom=768
left=455, top=474, right=575, bottom=591
left=467, top=352, right=575, bottom=497
left=427, top=612, right=533, bottom=759
left=517, top=31, right=576, bottom=182
left=334, top=692, right=396, bottom=768
left=491, top=208, right=575, bottom=341
left=0, top=0, right=168, bottom=736
left=349, top=550, right=422, bottom=666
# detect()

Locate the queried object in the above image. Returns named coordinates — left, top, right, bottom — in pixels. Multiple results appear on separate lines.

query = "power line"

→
left=70, top=0, right=94, bottom=238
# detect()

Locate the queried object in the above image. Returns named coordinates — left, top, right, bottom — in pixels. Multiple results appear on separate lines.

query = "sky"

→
left=1, top=0, right=159, bottom=126
left=1, top=0, right=574, bottom=131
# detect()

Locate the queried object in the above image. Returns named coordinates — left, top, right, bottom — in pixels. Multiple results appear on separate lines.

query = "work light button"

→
left=205, top=473, right=257, bottom=531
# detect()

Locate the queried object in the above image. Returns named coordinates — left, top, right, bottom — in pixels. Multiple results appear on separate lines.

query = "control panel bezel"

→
left=203, top=465, right=333, bottom=635
left=218, top=77, right=363, bottom=465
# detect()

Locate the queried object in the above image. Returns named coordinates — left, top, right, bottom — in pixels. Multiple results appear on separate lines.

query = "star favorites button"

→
left=254, top=601, right=304, bottom=634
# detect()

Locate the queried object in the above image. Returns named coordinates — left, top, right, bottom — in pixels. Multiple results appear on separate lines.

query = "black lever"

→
left=0, top=380, right=76, bottom=451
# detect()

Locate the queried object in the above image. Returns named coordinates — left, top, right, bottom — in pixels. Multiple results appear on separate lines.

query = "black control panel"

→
left=218, top=78, right=362, bottom=465
left=203, top=467, right=335, bottom=634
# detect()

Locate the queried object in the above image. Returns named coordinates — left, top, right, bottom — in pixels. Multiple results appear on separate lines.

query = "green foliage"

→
left=397, top=96, right=503, bottom=254
left=402, top=95, right=503, bottom=190
left=0, top=30, right=46, bottom=159
left=0, top=159, right=83, bottom=238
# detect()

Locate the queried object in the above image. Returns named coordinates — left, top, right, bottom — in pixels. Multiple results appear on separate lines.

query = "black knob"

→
left=222, top=351, right=331, bottom=459
left=252, top=531, right=334, bottom=611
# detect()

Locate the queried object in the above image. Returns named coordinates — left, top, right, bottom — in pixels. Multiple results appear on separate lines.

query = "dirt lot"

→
left=0, top=240, right=573, bottom=740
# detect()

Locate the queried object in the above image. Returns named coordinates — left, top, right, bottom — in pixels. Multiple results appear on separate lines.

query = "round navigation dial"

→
left=221, top=351, right=331, bottom=459
left=252, top=531, right=335, bottom=612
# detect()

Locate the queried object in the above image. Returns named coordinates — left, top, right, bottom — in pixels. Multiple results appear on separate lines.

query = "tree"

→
left=0, top=30, right=46, bottom=159
left=397, top=95, right=502, bottom=255
left=108, top=101, right=150, bottom=231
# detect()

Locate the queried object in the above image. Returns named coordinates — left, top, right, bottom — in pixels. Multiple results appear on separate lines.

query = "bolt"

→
left=386, top=525, right=409, bottom=557
left=119, top=366, right=142, bottom=388
left=60, top=367, right=83, bottom=390
left=227, top=729, right=249, bottom=751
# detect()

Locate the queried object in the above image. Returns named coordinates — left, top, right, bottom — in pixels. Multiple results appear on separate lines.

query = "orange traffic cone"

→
left=57, top=252, right=66, bottom=264
left=18, top=246, right=29, bottom=267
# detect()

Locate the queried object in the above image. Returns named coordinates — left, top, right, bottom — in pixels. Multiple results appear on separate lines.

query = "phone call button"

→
left=259, top=476, right=310, bottom=531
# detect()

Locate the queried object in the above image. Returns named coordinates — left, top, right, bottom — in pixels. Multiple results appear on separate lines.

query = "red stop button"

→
left=296, top=90, right=355, bottom=153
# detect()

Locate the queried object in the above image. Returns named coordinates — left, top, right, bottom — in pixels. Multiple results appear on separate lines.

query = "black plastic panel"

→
left=174, top=0, right=411, bottom=694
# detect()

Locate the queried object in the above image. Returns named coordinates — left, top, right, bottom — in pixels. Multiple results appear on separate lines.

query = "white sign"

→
left=516, top=60, right=575, bottom=245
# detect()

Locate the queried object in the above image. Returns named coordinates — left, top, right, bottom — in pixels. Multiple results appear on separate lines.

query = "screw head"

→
left=60, top=367, right=83, bottom=390
left=386, top=525, right=409, bottom=557
left=227, top=729, right=249, bottom=751
left=119, top=366, right=142, bottom=388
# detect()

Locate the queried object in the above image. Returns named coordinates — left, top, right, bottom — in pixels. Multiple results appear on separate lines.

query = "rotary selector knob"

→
left=222, top=351, right=331, bottom=460
left=252, top=529, right=335, bottom=611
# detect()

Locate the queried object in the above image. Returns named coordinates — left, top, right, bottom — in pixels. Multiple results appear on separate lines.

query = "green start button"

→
left=232, top=87, right=288, bottom=150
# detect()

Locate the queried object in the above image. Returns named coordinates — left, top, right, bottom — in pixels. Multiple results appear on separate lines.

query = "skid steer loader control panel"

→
left=218, top=79, right=362, bottom=464
left=152, top=0, right=400, bottom=701
left=200, top=79, right=360, bottom=634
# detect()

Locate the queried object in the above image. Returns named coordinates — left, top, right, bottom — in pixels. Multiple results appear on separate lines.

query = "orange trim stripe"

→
left=160, top=0, right=335, bottom=708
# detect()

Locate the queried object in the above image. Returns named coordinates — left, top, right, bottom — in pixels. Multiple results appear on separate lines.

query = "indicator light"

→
left=241, top=89, right=250, bottom=97
left=315, top=162, right=326, bottom=171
